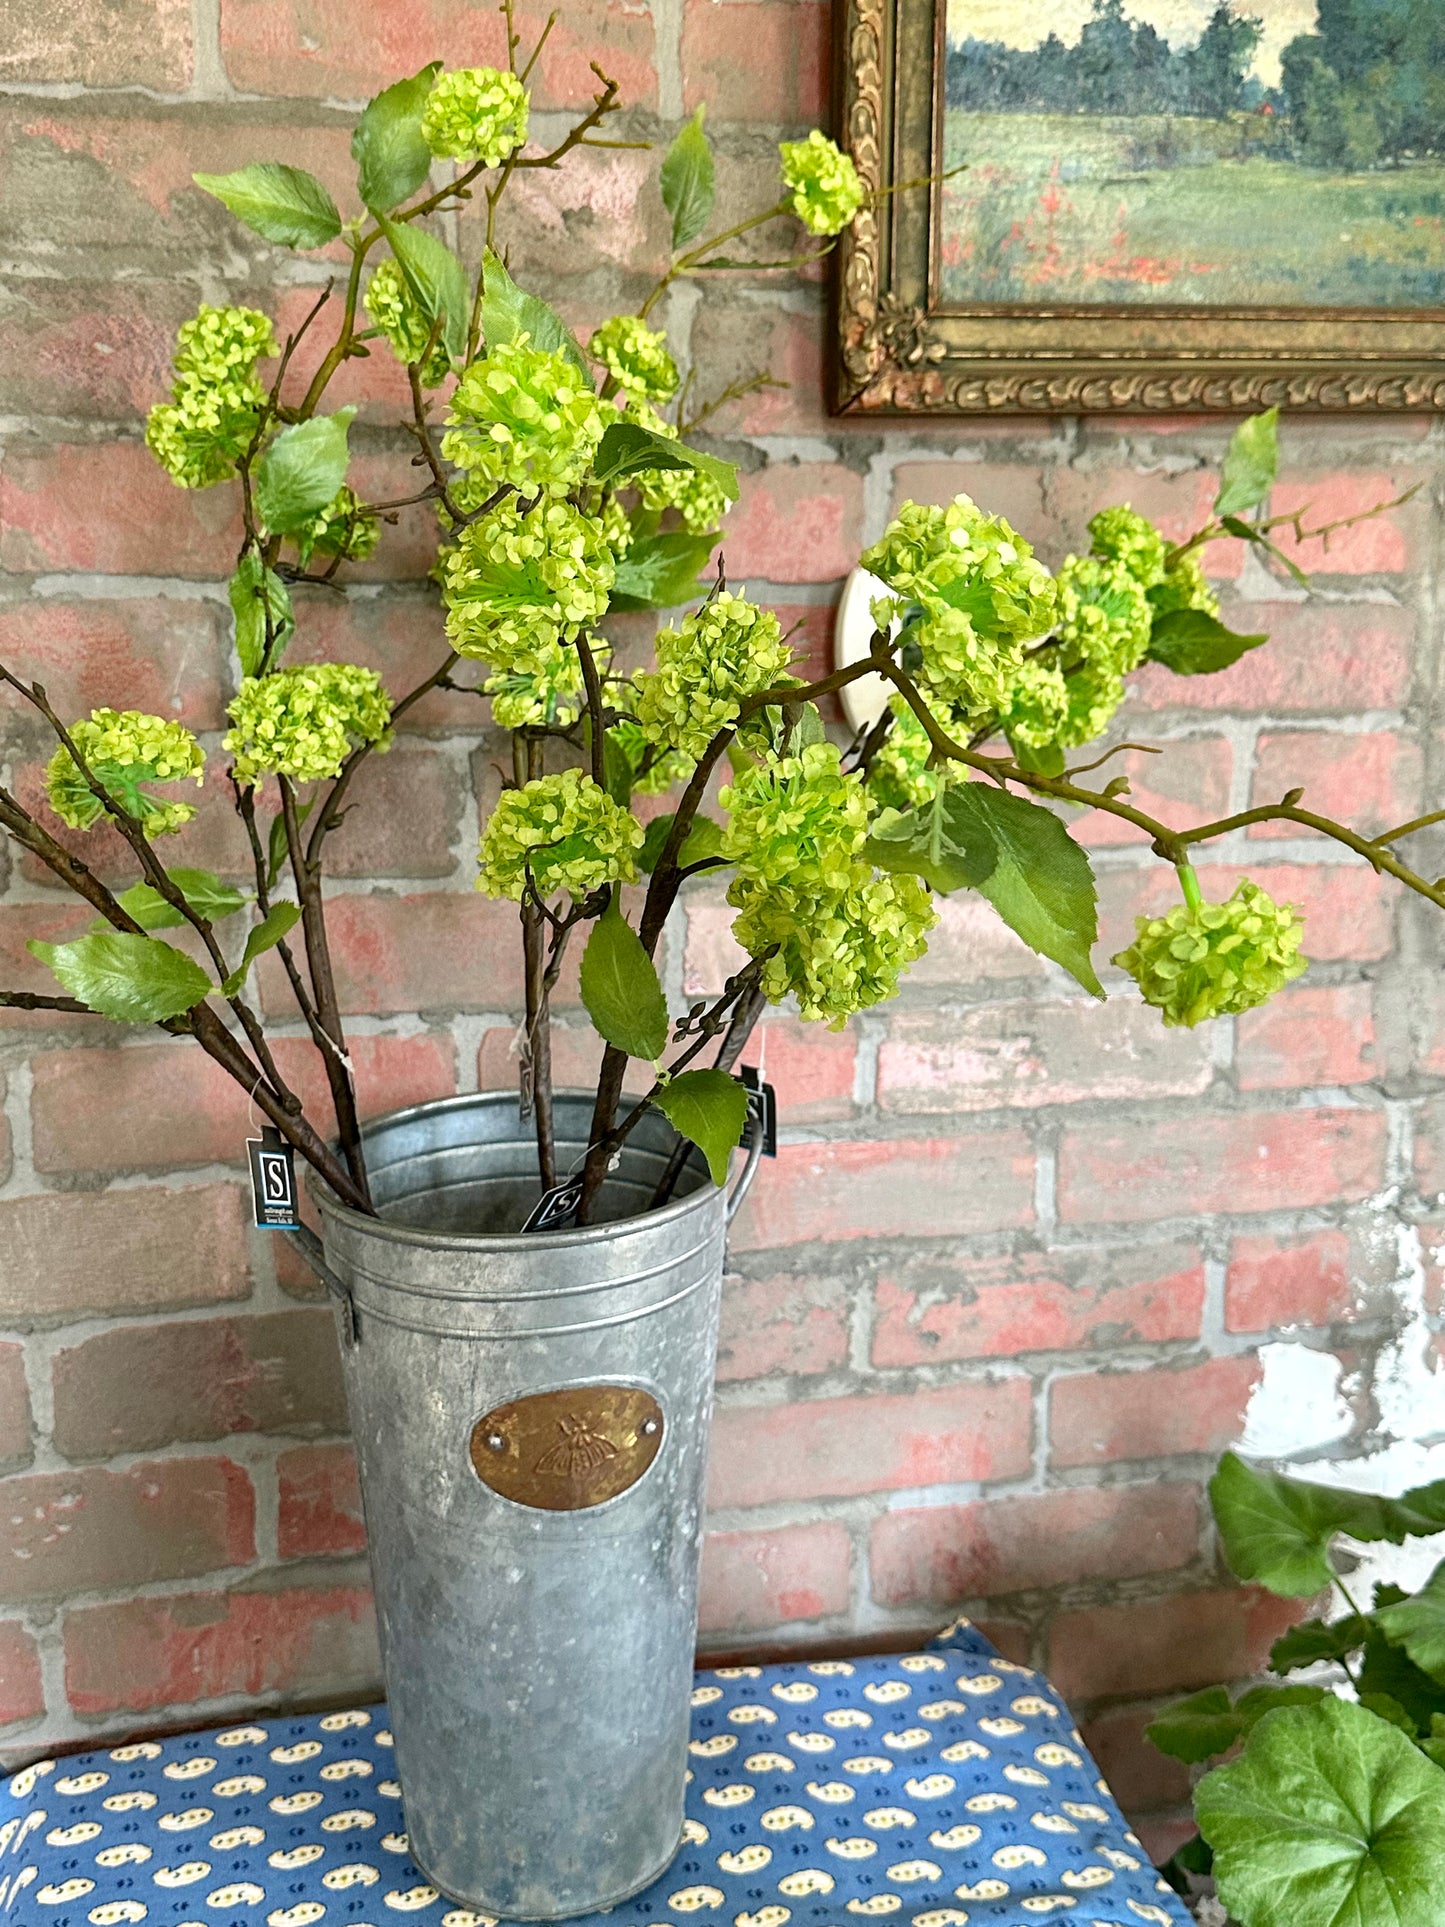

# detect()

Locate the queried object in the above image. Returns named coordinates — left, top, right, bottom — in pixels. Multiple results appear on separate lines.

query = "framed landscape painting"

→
left=834, top=0, right=1445, bottom=412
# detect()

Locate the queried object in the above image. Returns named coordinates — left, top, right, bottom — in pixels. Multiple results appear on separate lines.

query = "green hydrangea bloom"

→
left=1057, top=659, right=1126, bottom=748
left=226, top=663, right=392, bottom=788
left=441, top=498, right=616, bottom=669
left=1150, top=549, right=1221, bottom=620
left=589, top=316, right=679, bottom=402
left=442, top=336, right=612, bottom=501
left=721, top=741, right=870, bottom=895
left=1112, top=877, right=1307, bottom=1027
left=866, top=696, right=943, bottom=811
left=298, top=487, right=380, bottom=566
left=611, top=718, right=695, bottom=797
left=478, top=768, right=642, bottom=901
left=145, top=304, right=276, bottom=490
left=362, top=259, right=452, bottom=387
left=634, top=593, right=794, bottom=763
left=1088, top=505, right=1168, bottom=587
left=732, top=870, right=936, bottom=1027
left=47, top=710, right=206, bottom=835
left=625, top=402, right=730, bottom=534
left=422, top=66, right=529, bottom=166
left=597, top=493, right=634, bottom=561
left=999, top=659, right=1071, bottom=750
left=779, top=130, right=867, bottom=237
left=484, top=636, right=613, bottom=731
left=1055, top=555, right=1153, bottom=677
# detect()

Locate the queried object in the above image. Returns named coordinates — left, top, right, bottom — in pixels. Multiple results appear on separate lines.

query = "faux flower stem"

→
left=1177, top=862, right=1205, bottom=912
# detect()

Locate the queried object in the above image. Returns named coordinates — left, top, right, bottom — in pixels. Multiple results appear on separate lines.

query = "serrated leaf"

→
left=1359, top=1621, right=1445, bottom=1735
left=353, top=64, right=441, bottom=213
left=1214, top=406, right=1279, bottom=518
left=1196, top=1697, right=1445, bottom=1927
left=579, top=897, right=669, bottom=1061
left=1360, top=1692, right=1421, bottom=1735
left=1210, top=1450, right=1403, bottom=1597
left=229, top=553, right=294, bottom=676
left=947, top=783, right=1103, bottom=997
left=638, top=812, right=725, bottom=876
left=1270, top=1615, right=1371, bottom=1674
left=480, top=247, right=590, bottom=379
left=194, top=163, right=342, bottom=249
left=1146, top=1687, right=1243, bottom=1766
left=660, top=105, right=715, bottom=252
left=591, top=420, right=738, bottom=502
left=29, top=933, right=213, bottom=1024
left=651, top=1067, right=749, bottom=1187
left=222, top=901, right=303, bottom=997
left=1146, top=606, right=1268, bottom=676
left=379, top=217, right=469, bottom=365
left=608, top=529, right=719, bottom=611
left=110, top=869, right=248, bottom=934
left=255, top=409, right=356, bottom=534
left=1376, top=1563, right=1445, bottom=1687
left=865, top=789, right=997, bottom=897
left=1387, top=1479, right=1445, bottom=1536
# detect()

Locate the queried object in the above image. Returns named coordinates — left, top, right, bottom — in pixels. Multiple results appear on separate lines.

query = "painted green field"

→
left=941, top=112, right=1445, bottom=307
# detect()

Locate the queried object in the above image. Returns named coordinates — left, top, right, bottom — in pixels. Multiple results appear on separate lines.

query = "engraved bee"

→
left=320, top=1758, right=372, bottom=1780
left=269, top=1907, right=327, bottom=1927
left=692, top=1686, right=724, bottom=1706
left=1035, top=1744, right=1083, bottom=1770
left=717, top=1844, right=771, bottom=1874
left=96, top=1844, right=152, bottom=1867
left=211, top=1827, right=266, bottom=1850
left=57, top=1771, right=109, bottom=1794
left=690, top=1735, right=738, bottom=1757
left=215, top=1724, right=269, bottom=1748
left=808, top=1661, right=855, bottom=1677
left=159, top=1808, right=214, bottom=1832
left=668, top=1885, right=725, bottom=1911
left=214, top=1774, right=266, bottom=1796
left=1019, top=1899, right=1078, bottom=1914
left=110, top=1742, right=163, bottom=1762
left=745, top=1753, right=794, bottom=1773
left=927, top=1825, right=981, bottom=1851
left=319, top=1709, right=370, bottom=1730
left=954, top=1880, right=1010, bottom=1902
left=824, top=1710, right=872, bottom=1729
left=778, top=1869, right=834, bottom=1896
left=382, top=1832, right=410, bottom=1853
left=728, top=1706, right=778, bottom=1725
left=269, top=1791, right=323, bottom=1814
left=736, top=1907, right=790, bottom=1927
left=535, top=1414, right=618, bottom=1476
left=904, top=1775, right=955, bottom=1800
left=897, top=1655, right=946, bottom=1674
left=918, top=1701, right=967, bottom=1721
left=715, top=1666, right=763, bottom=1679
left=978, top=1718, right=1025, bottom=1738
left=47, top=1823, right=102, bottom=1847
left=271, top=1741, right=322, bottom=1764
left=883, top=1730, right=931, bottom=1751
left=862, top=1808, right=916, bottom=1830
left=321, top=1809, right=376, bottom=1831
left=1005, top=1766, right=1050, bottom=1788
left=1060, top=1867, right=1115, bottom=1890
left=825, top=1836, right=878, bottom=1859
left=805, top=1781, right=854, bottom=1804
left=955, top=1676, right=1001, bottom=1695
left=1098, top=1847, right=1141, bottom=1870
left=760, top=1805, right=814, bottom=1831
left=682, top=1819, right=709, bottom=1846
left=887, top=1861, right=942, bottom=1883
left=323, top=1863, right=380, bottom=1889
left=269, top=1844, right=324, bottom=1870
left=788, top=1732, right=835, bottom=1753
left=1029, top=1813, right=1078, bottom=1835
left=772, top=1682, right=818, bottom=1704
left=845, top=1895, right=901, bottom=1914
left=864, top=1681, right=911, bottom=1705
left=913, top=1910, right=970, bottom=1927
left=38, top=1882, right=94, bottom=1905
left=940, top=1742, right=990, bottom=1765
left=965, top=1793, right=1016, bottom=1814
left=1061, top=1803, right=1108, bottom=1824
left=1011, top=1696, right=1059, bottom=1719
left=164, top=1757, right=217, bottom=1780
left=384, top=1887, right=441, bottom=1912
left=103, top=1791, right=157, bottom=1812
left=842, top=1756, right=893, bottom=1775
left=87, top=1905, right=148, bottom=1925
left=703, top=1784, right=755, bottom=1808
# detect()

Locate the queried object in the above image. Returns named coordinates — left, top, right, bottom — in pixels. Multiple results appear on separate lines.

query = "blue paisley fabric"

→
left=1, top=1620, right=1188, bottom=1927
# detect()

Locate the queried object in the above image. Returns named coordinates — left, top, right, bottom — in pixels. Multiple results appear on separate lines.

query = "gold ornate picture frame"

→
left=833, top=0, right=1445, bottom=416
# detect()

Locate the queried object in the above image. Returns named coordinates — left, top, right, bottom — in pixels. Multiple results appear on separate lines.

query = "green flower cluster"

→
left=478, top=768, right=642, bottom=901
left=442, top=337, right=612, bottom=501
left=362, top=259, right=452, bottom=387
left=1150, top=549, right=1219, bottom=619
left=998, top=658, right=1073, bottom=751
left=422, top=66, right=529, bottom=166
left=484, top=636, right=611, bottom=731
left=299, top=487, right=380, bottom=566
left=721, top=741, right=870, bottom=895
left=225, top=663, right=392, bottom=788
left=1112, top=877, right=1306, bottom=1027
left=442, top=498, right=616, bottom=669
left=634, top=592, right=793, bottom=762
left=145, top=305, right=276, bottom=490
left=627, top=403, right=730, bottom=534
left=610, top=717, right=694, bottom=797
left=47, top=710, right=206, bottom=836
left=589, top=316, right=679, bottom=402
left=866, top=696, right=941, bottom=810
left=779, top=130, right=866, bottom=237
left=1087, top=504, right=1219, bottom=619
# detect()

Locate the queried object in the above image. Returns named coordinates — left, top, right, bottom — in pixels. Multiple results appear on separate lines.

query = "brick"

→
left=0, top=597, right=228, bottom=729
left=290, top=594, right=492, bottom=732
left=0, top=280, right=197, bottom=421
left=0, top=0, right=192, bottom=87
left=1225, top=1230, right=1354, bottom=1333
left=1051, top=466, right=1244, bottom=577
left=1099, top=863, right=1393, bottom=965
left=322, top=740, right=465, bottom=878
left=1270, top=471, right=1422, bottom=575
left=877, top=1000, right=1211, bottom=1114
left=698, top=1522, right=852, bottom=1636
left=1235, top=983, right=1376, bottom=1091
left=689, top=300, right=829, bottom=437
left=682, top=0, right=827, bottom=121
left=735, top=1017, right=856, bottom=1122
left=1048, top=1587, right=1309, bottom=1701
left=1081, top=1702, right=1193, bottom=1819
left=683, top=899, right=750, bottom=998
left=1249, top=732, right=1420, bottom=840
left=1057, top=1107, right=1386, bottom=1226
left=0, top=1458, right=254, bottom=1603
left=0, top=441, right=239, bottom=578
left=32, top=1032, right=455, bottom=1176
left=277, top=1443, right=365, bottom=1559
left=477, top=1022, right=651, bottom=1100
left=871, top=1245, right=1205, bottom=1367
left=1126, top=603, right=1414, bottom=714
left=725, top=464, right=863, bottom=584
left=730, top=1132, right=1035, bottom=1251
left=0, top=1621, right=43, bottom=1727
left=0, top=903, right=106, bottom=1033
left=0, top=1184, right=250, bottom=1324
left=275, top=893, right=525, bottom=1017
left=889, top=462, right=1056, bottom=553
left=476, top=145, right=666, bottom=287
left=51, top=1311, right=346, bottom=1460
left=708, top=1380, right=1033, bottom=1508
left=0, top=1346, right=31, bottom=1470
left=717, top=1270, right=851, bottom=1381
left=904, top=893, right=1047, bottom=986
left=869, top=1484, right=1200, bottom=1606
left=64, top=1577, right=378, bottom=1716
left=1050, top=1355, right=1262, bottom=1468
left=1071, top=738, right=1233, bottom=849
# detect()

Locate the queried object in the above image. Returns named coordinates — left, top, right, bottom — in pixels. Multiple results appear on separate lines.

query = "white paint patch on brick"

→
left=1240, top=1341, right=1352, bottom=1458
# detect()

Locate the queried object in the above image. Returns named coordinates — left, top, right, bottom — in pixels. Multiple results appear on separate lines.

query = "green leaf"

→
left=254, top=409, right=356, bottom=534
left=1375, top=1561, right=1445, bottom=1684
left=1359, top=1619, right=1445, bottom=1736
left=579, top=897, right=669, bottom=1061
left=193, top=163, right=342, bottom=249
left=480, top=247, right=590, bottom=379
left=1196, top=1697, right=1445, bottom=1927
left=110, top=869, right=248, bottom=934
left=29, top=933, right=213, bottom=1024
left=651, top=1067, right=749, bottom=1187
left=1159, top=1832, right=1213, bottom=1896
left=222, top=901, right=303, bottom=997
left=1214, top=406, right=1280, bottom=518
left=591, top=420, right=738, bottom=503
left=1008, top=733, right=1066, bottom=776
left=1271, top=1615, right=1371, bottom=1674
left=353, top=64, right=441, bottom=213
left=947, top=783, right=1103, bottom=998
left=659, top=105, right=715, bottom=252
left=1146, top=606, right=1268, bottom=676
left=228, top=553, right=294, bottom=677
left=1147, top=1687, right=1244, bottom=1766
left=608, top=529, right=719, bottom=611
left=380, top=218, right=469, bottom=365
left=638, top=812, right=725, bottom=876
left=1388, top=1479, right=1445, bottom=1536
left=1234, top=1683, right=1330, bottom=1726
left=1360, top=1692, right=1421, bottom=1736
left=865, top=789, right=997, bottom=898
left=1210, top=1450, right=1403, bottom=1597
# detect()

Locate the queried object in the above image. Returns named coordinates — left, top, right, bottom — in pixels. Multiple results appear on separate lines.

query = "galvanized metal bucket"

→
left=296, top=1091, right=760, bottom=1921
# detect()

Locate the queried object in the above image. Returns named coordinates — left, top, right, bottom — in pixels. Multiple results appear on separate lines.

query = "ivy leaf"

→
left=1196, top=1697, right=1445, bottom=1927
left=228, top=553, right=294, bottom=677
left=379, top=218, right=469, bottom=365
left=651, top=1067, right=749, bottom=1187
left=1375, top=1561, right=1445, bottom=1685
left=480, top=247, right=590, bottom=379
left=193, top=163, right=342, bottom=249
left=608, top=529, right=719, bottom=611
left=579, top=897, right=669, bottom=1061
left=353, top=64, right=441, bottom=213
left=638, top=812, right=725, bottom=876
left=109, top=869, right=249, bottom=934
left=1270, top=1615, right=1371, bottom=1674
left=865, top=790, right=997, bottom=897
left=255, top=408, right=356, bottom=534
left=222, top=902, right=303, bottom=997
left=591, top=420, right=738, bottom=503
left=28, top=933, right=213, bottom=1024
left=1146, top=606, right=1268, bottom=676
left=1210, top=1450, right=1403, bottom=1597
left=1214, top=406, right=1280, bottom=518
left=948, top=783, right=1103, bottom=997
left=1146, top=1687, right=1243, bottom=1766
left=660, top=105, right=715, bottom=252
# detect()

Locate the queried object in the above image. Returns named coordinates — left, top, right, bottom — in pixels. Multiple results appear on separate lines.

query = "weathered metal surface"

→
left=469, top=1383, right=665, bottom=1511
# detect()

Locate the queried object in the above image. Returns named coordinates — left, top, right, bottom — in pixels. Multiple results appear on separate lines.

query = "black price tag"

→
left=739, top=1065, right=778, bottom=1157
left=522, top=1176, right=585, bottom=1234
left=247, top=1126, right=301, bottom=1230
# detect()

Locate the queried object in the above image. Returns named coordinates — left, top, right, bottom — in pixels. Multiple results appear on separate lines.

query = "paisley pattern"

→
left=1, top=1624, right=1186, bottom=1927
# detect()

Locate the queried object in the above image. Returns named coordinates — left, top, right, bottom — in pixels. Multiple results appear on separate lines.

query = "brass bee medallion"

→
left=469, top=1385, right=665, bottom=1510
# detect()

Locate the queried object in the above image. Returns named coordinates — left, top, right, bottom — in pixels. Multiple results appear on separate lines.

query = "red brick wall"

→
left=2, top=0, right=1443, bottom=1858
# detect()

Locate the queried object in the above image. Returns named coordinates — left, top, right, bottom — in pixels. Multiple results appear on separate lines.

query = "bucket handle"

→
left=726, top=1124, right=764, bottom=1224
left=282, top=1224, right=359, bottom=1346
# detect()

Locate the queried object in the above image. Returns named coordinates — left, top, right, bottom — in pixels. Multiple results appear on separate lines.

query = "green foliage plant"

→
left=5, top=7, right=1437, bottom=1223
left=1148, top=1451, right=1445, bottom=1927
